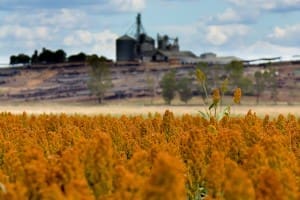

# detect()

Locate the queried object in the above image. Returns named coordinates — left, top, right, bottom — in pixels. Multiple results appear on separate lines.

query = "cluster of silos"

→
left=116, top=13, right=157, bottom=62
left=157, top=34, right=179, bottom=52
left=116, top=33, right=155, bottom=62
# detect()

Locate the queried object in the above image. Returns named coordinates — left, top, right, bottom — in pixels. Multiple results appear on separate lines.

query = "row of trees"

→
left=160, top=70, right=193, bottom=105
left=86, top=60, right=251, bottom=105
left=10, top=48, right=88, bottom=65
left=86, top=59, right=285, bottom=105
left=75, top=57, right=298, bottom=105
left=24, top=55, right=289, bottom=105
left=159, top=61, right=285, bottom=105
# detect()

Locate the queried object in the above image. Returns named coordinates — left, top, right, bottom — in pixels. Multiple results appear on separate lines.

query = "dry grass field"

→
left=0, top=102, right=299, bottom=117
left=0, top=95, right=299, bottom=116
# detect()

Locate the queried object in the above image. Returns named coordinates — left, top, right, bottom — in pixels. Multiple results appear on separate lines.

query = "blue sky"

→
left=1, top=0, right=300, bottom=63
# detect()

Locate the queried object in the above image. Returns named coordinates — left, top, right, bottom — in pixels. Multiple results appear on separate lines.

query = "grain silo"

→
left=116, top=35, right=137, bottom=62
left=137, top=33, right=155, bottom=60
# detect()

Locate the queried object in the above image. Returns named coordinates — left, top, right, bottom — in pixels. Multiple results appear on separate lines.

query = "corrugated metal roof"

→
left=155, top=49, right=241, bottom=64
left=181, top=56, right=241, bottom=65
left=155, top=50, right=197, bottom=59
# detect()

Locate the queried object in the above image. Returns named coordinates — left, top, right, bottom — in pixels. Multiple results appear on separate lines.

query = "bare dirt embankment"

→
left=0, top=61, right=299, bottom=103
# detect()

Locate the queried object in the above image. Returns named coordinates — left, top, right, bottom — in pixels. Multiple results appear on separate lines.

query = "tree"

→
left=197, top=62, right=220, bottom=89
left=68, top=52, right=86, bottom=62
left=19, top=54, right=30, bottom=64
left=10, top=54, right=30, bottom=65
left=38, top=48, right=66, bottom=63
left=177, top=76, right=193, bottom=104
left=9, top=55, right=17, bottom=65
left=225, top=60, right=255, bottom=96
left=31, top=50, right=39, bottom=64
left=238, top=77, right=253, bottom=96
left=54, top=49, right=66, bottom=63
left=87, top=55, right=113, bottom=104
left=254, top=71, right=266, bottom=104
left=225, top=60, right=244, bottom=88
left=160, top=70, right=177, bottom=105
left=38, top=48, right=53, bottom=63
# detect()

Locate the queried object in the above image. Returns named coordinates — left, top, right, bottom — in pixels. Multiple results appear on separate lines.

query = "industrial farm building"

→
left=116, top=13, right=241, bottom=65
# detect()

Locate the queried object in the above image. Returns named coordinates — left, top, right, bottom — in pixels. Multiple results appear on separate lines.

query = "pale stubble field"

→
left=0, top=102, right=299, bottom=117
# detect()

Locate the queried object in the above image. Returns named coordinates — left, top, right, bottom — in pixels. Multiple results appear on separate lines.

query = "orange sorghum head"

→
left=212, top=88, right=220, bottom=104
left=233, top=88, right=242, bottom=104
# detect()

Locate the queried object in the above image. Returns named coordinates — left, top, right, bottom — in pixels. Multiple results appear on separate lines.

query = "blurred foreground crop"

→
left=0, top=111, right=300, bottom=199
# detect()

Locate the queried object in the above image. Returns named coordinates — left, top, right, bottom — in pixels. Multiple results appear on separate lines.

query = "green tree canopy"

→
left=68, top=52, right=87, bottom=62
left=54, top=49, right=67, bottom=63
left=160, top=70, right=177, bottom=105
left=225, top=60, right=244, bottom=87
left=177, top=76, right=193, bottom=104
left=37, top=48, right=67, bottom=63
left=31, top=50, right=39, bottom=64
left=10, top=53, right=30, bottom=65
left=87, top=55, right=113, bottom=104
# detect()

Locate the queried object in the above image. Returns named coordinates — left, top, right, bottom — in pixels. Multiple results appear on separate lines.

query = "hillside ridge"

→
left=0, top=62, right=299, bottom=103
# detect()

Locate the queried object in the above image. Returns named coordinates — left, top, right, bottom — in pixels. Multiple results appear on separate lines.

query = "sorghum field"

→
left=0, top=110, right=300, bottom=199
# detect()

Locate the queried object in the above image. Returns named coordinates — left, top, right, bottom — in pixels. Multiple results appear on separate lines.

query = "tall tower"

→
left=136, top=13, right=141, bottom=39
left=135, top=13, right=145, bottom=39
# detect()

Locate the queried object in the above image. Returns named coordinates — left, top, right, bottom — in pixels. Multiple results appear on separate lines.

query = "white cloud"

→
left=235, top=41, right=300, bottom=60
left=270, top=27, right=286, bottom=38
left=110, top=0, right=146, bottom=12
left=64, top=29, right=118, bottom=59
left=217, top=8, right=240, bottom=22
left=213, top=7, right=259, bottom=24
left=93, top=30, right=119, bottom=59
left=206, top=27, right=227, bottom=45
left=227, top=0, right=300, bottom=11
left=206, top=24, right=250, bottom=46
left=0, top=0, right=146, bottom=13
left=227, top=0, right=276, bottom=10
left=41, top=9, right=87, bottom=29
left=155, top=23, right=199, bottom=38
left=0, top=25, right=51, bottom=41
left=0, top=25, right=54, bottom=60
left=219, top=0, right=300, bottom=25
left=4, top=9, right=88, bottom=30
left=64, top=30, right=93, bottom=46
left=268, top=24, right=300, bottom=46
